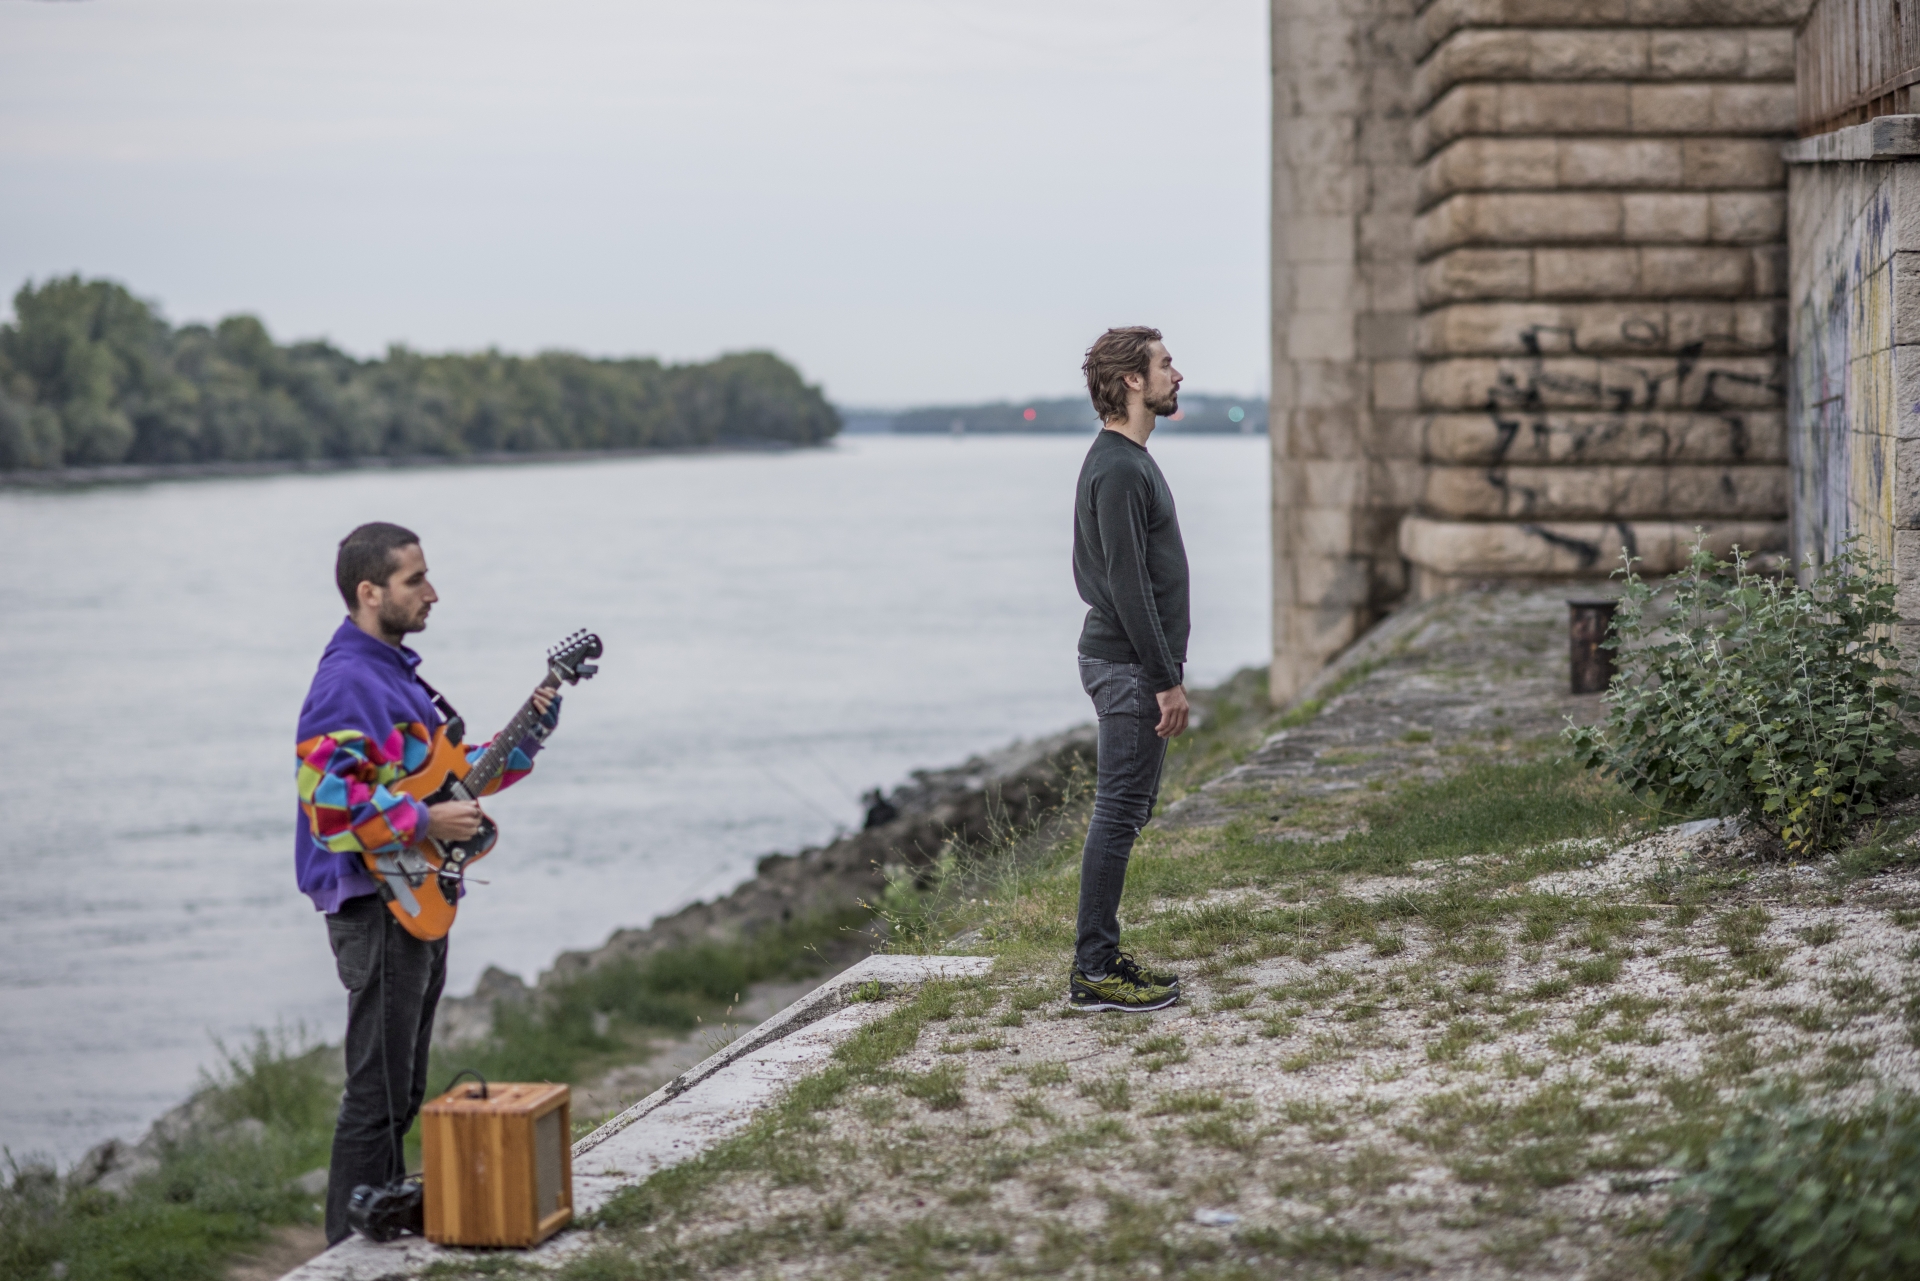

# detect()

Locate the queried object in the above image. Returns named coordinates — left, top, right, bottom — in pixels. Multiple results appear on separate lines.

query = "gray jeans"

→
left=323, top=894, right=446, bottom=1244
left=1074, top=656, right=1174, bottom=975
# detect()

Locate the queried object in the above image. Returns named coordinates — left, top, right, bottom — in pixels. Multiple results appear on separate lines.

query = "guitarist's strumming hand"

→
left=427, top=801, right=484, bottom=841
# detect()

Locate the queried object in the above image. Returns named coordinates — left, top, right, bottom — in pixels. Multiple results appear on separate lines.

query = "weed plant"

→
left=1567, top=540, right=1917, bottom=853
left=0, top=1031, right=335, bottom=1281
left=1668, top=1093, right=1920, bottom=1280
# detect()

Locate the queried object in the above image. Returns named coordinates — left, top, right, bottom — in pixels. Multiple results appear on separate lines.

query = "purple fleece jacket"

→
left=293, top=619, right=538, bottom=914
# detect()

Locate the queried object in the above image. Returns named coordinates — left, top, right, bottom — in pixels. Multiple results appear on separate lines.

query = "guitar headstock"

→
left=547, top=630, right=604, bottom=685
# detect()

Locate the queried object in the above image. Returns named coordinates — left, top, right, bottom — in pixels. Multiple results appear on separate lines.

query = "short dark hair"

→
left=335, top=522, right=421, bottom=609
left=1082, top=327, right=1163, bottom=423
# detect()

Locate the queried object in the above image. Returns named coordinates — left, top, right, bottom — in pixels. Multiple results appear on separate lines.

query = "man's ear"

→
left=355, top=579, right=382, bottom=614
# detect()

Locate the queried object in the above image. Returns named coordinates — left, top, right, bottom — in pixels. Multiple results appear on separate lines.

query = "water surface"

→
left=0, top=434, right=1269, bottom=1161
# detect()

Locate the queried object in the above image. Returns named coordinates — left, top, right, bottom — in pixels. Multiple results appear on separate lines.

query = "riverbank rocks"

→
left=67, top=1091, right=268, bottom=1196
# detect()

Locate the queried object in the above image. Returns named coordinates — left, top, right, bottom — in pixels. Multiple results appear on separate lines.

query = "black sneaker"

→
left=1111, top=951, right=1180, bottom=991
left=1068, top=967, right=1179, bottom=1013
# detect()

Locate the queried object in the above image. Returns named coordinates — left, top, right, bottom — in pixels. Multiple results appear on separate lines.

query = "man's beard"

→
left=377, top=600, right=427, bottom=638
left=1145, top=387, right=1179, bottom=418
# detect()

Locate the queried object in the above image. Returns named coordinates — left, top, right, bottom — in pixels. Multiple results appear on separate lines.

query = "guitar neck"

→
left=466, top=674, right=560, bottom=793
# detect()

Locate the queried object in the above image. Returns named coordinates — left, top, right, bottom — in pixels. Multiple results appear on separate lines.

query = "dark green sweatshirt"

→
left=1072, top=429, right=1190, bottom=692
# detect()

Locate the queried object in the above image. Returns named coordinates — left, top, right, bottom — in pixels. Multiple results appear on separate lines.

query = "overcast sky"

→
left=0, top=0, right=1267, bottom=406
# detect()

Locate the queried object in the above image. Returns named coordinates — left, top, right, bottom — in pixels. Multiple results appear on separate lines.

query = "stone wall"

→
left=1784, top=117, right=1920, bottom=629
left=1270, top=0, right=1805, bottom=700
left=1269, top=0, right=1422, bottom=702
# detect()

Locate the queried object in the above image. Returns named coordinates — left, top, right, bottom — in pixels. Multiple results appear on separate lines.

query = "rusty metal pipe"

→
left=1568, top=599, right=1619, bottom=695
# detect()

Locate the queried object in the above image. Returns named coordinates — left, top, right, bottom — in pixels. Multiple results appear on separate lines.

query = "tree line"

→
left=0, top=276, right=840, bottom=470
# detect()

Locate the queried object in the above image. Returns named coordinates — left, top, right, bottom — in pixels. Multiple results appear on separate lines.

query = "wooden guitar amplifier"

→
left=421, top=1081, right=572, bottom=1247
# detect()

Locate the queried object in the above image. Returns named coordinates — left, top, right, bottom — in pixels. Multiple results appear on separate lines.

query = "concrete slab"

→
left=277, top=953, right=992, bottom=1280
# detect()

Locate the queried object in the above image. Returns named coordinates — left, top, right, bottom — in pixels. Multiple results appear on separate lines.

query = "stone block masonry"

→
left=1270, top=0, right=1803, bottom=700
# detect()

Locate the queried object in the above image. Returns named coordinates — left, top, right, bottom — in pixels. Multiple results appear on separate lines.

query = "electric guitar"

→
left=369, top=630, right=603, bottom=940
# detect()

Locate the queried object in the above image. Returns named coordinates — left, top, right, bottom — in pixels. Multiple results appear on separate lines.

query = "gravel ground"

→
left=437, top=587, right=1920, bottom=1279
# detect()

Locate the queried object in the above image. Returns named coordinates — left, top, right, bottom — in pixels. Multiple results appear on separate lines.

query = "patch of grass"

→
left=1797, top=920, right=1841, bottom=947
left=1184, top=1115, right=1259, bottom=1152
left=0, top=1030, right=337, bottom=1281
left=1024, top=1061, right=1070, bottom=1088
left=1238, top=1223, right=1373, bottom=1266
left=1133, top=1032, right=1188, bottom=1072
left=1146, top=1091, right=1225, bottom=1116
left=1326, top=757, right=1639, bottom=874
left=1076, top=1077, right=1132, bottom=1113
left=900, top=1063, right=966, bottom=1111
left=1428, top=1018, right=1494, bottom=1063
left=1568, top=954, right=1624, bottom=986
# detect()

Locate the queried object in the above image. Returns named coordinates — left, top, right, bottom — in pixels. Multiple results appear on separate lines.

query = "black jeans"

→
left=1074, top=656, right=1174, bottom=976
left=323, top=894, right=447, bottom=1245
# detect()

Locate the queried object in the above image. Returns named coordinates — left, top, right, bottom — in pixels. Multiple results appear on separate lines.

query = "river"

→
left=0, top=433, right=1270, bottom=1163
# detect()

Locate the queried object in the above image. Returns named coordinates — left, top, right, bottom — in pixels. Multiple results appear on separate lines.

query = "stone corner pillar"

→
left=1269, top=0, right=1420, bottom=705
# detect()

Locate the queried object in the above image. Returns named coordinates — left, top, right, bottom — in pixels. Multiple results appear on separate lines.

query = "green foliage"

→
left=0, top=1031, right=336, bottom=1281
left=0, top=276, right=838, bottom=470
left=1667, top=1095, right=1920, bottom=1280
left=202, top=1030, right=337, bottom=1139
left=1334, top=756, right=1630, bottom=870
left=1566, top=541, right=1917, bottom=854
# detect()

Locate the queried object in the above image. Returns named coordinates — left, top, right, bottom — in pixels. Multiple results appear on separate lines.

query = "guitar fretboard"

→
left=465, top=675, right=561, bottom=793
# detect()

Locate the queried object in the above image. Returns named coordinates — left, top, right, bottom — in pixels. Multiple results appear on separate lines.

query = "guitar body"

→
left=365, top=726, right=501, bottom=941
left=356, top=630, right=601, bottom=943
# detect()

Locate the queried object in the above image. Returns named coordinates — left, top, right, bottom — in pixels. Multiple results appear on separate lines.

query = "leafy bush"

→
left=1667, top=1095, right=1920, bottom=1280
left=1566, top=541, right=1916, bottom=854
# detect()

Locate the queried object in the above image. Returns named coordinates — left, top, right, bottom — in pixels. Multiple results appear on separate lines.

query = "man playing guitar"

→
left=295, top=522, right=559, bottom=1245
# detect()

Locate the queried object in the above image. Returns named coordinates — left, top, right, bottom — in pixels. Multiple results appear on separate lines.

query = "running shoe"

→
left=1069, top=968, right=1179, bottom=1013
left=1110, top=951, right=1180, bottom=991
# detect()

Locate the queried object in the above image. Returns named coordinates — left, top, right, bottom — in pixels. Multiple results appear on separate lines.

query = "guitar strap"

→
left=412, top=672, right=466, bottom=742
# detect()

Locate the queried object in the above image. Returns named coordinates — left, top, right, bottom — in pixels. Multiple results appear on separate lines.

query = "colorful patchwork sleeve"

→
left=295, top=725, right=435, bottom=858
left=463, top=738, right=537, bottom=796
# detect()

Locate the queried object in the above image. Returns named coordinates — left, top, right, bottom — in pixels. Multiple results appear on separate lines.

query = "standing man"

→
left=295, top=522, right=558, bottom=1244
left=1069, top=327, right=1189, bottom=1013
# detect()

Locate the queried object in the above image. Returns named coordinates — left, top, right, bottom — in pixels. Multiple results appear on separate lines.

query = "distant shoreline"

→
left=0, top=439, right=816, bottom=491
left=0, top=430, right=1273, bottom=491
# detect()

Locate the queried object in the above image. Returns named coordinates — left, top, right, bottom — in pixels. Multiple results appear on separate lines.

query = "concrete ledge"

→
left=1784, top=115, right=1920, bottom=164
left=277, top=953, right=992, bottom=1280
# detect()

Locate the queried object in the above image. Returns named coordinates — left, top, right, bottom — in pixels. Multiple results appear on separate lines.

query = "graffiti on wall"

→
left=1482, top=322, right=1783, bottom=466
left=1790, top=176, right=1896, bottom=577
left=1462, top=321, right=1787, bottom=565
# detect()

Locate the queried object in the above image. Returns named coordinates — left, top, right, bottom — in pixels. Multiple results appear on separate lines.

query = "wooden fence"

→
left=1798, top=0, right=1920, bottom=135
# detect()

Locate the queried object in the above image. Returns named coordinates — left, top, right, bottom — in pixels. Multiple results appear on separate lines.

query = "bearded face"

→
left=361, top=542, right=437, bottom=641
left=378, top=593, right=430, bottom=636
